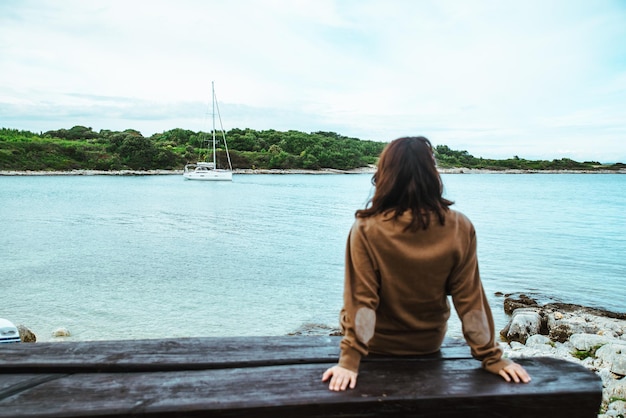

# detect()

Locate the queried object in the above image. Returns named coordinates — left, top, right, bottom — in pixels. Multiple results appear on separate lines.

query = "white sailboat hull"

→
left=183, top=169, right=233, bottom=181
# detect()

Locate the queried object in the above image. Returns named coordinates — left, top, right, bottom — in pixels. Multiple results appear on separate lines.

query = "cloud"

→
left=1, top=0, right=625, bottom=162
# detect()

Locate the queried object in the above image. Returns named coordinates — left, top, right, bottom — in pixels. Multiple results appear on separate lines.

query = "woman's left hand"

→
left=322, top=365, right=358, bottom=391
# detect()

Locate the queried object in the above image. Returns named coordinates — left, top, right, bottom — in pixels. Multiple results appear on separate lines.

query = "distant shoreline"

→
left=1, top=167, right=625, bottom=176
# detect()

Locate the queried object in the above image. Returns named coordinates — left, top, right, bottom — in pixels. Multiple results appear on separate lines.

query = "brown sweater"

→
left=338, top=209, right=511, bottom=375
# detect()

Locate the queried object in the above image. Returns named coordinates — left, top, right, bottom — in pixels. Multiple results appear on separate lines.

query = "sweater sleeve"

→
left=447, top=226, right=512, bottom=374
left=338, top=221, right=380, bottom=373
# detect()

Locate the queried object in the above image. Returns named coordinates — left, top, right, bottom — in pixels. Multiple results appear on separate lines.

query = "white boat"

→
left=0, top=318, right=21, bottom=344
left=183, top=81, right=233, bottom=181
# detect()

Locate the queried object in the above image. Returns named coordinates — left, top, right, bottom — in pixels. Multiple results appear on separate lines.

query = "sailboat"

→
left=183, top=81, right=233, bottom=181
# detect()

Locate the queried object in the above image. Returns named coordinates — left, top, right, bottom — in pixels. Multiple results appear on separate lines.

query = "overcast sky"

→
left=1, top=0, right=625, bottom=162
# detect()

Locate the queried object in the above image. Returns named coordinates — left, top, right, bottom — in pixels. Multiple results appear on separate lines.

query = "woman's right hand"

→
left=499, top=362, right=531, bottom=383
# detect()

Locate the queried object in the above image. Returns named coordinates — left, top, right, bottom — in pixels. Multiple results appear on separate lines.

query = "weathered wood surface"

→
left=0, top=336, right=343, bottom=372
left=0, top=336, right=602, bottom=418
left=0, top=336, right=470, bottom=372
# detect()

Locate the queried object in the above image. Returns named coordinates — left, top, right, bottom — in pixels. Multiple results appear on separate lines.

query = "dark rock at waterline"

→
left=288, top=323, right=342, bottom=336
left=502, top=293, right=539, bottom=315
left=542, top=302, right=626, bottom=320
left=501, top=292, right=626, bottom=320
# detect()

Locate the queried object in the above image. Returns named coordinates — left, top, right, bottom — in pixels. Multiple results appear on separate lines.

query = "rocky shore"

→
left=498, top=294, right=625, bottom=417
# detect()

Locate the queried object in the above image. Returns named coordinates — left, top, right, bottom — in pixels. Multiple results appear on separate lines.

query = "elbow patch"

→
left=462, top=310, right=491, bottom=346
left=355, top=307, right=376, bottom=344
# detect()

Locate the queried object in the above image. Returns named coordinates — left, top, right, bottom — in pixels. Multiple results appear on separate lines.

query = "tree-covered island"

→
left=0, top=126, right=623, bottom=172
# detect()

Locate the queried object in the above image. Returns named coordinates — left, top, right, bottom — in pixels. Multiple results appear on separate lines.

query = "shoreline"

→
left=1, top=167, right=625, bottom=176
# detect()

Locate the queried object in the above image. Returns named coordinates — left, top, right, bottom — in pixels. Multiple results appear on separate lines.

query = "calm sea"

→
left=1, top=173, right=624, bottom=342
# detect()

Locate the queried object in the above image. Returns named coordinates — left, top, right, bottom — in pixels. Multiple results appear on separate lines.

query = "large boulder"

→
left=501, top=308, right=542, bottom=344
left=17, top=324, right=36, bottom=342
left=569, top=333, right=616, bottom=352
left=595, top=343, right=626, bottom=376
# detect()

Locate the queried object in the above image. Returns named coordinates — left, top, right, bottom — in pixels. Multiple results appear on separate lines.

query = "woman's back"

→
left=347, top=209, right=476, bottom=355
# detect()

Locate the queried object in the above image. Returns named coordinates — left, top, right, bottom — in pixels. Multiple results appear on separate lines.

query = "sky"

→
left=1, top=0, right=626, bottom=162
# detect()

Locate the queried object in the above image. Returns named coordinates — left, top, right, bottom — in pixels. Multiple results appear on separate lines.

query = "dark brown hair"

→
left=356, top=136, right=453, bottom=231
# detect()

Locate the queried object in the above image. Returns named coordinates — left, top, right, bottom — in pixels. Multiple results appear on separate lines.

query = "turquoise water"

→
left=1, top=173, right=624, bottom=342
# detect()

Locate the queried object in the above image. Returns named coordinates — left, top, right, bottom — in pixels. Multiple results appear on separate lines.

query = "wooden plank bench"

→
left=0, top=336, right=602, bottom=417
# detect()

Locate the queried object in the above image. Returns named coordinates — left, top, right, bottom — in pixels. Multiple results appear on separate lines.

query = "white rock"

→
left=604, top=379, right=626, bottom=408
left=596, top=343, right=626, bottom=376
left=525, top=334, right=551, bottom=347
left=555, top=345, right=577, bottom=361
left=598, top=329, right=618, bottom=338
left=52, top=327, right=71, bottom=337
left=508, top=341, right=526, bottom=351
left=506, top=309, right=542, bottom=344
left=569, top=333, right=615, bottom=351
left=581, top=357, right=597, bottom=369
left=606, top=400, right=626, bottom=416
left=606, top=374, right=625, bottom=393
left=597, top=368, right=617, bottom=386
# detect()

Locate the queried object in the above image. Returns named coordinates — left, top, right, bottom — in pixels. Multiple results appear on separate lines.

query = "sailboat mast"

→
left=211, top=81, right=217, bottom=167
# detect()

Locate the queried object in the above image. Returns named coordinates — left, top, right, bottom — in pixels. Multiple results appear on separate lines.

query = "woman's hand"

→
left=322, top=365, right=358, bottom=391
left=499, top=362, right=531, bottom=383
